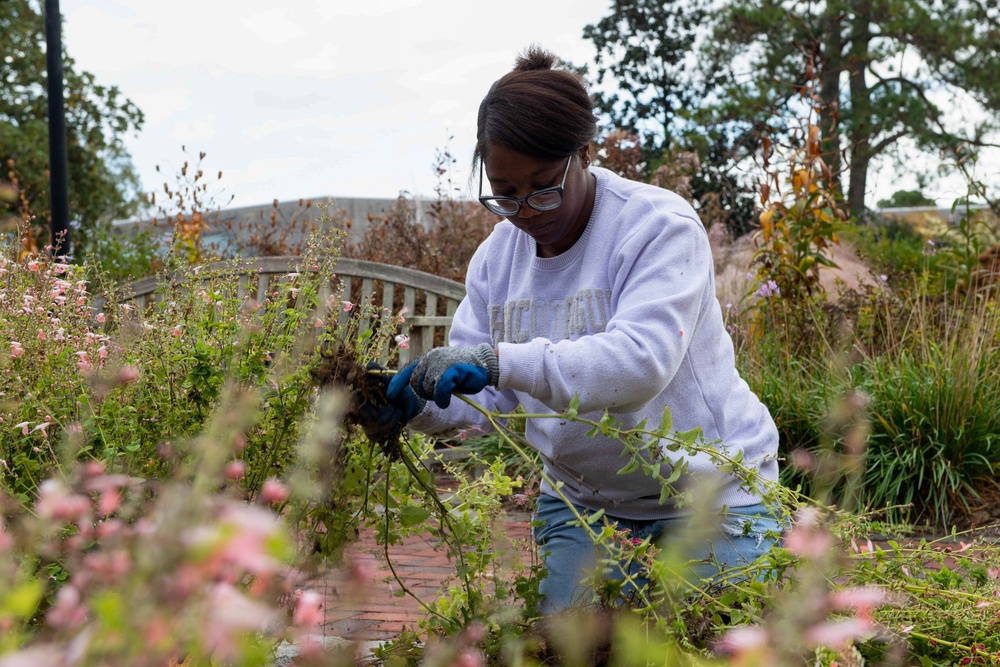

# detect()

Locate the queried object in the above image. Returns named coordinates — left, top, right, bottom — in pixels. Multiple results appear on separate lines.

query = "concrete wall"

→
left=112, top=195, right=437, bottom=254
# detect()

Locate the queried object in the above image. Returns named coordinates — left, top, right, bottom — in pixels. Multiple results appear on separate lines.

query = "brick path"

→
left=312, top=514, right=534, bottom=642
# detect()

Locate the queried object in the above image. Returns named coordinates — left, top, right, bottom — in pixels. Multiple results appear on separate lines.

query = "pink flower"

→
left=784, top=507, right=834, bottom=559
left=453, top=650, right=486, bottom=667
left=830, top=586, right=890, bottom=615
left=260, top=478, right=289, bottom=505
left=32, top=422, right=51, bottom=437
left=225, top=460, right=247, bottom=480
left=35, top=479, right=91, bottom=522
left=805, top=617, right=874, bottom=648
left=342, top=301, right=354, bottom=312
left=456, top=425, right=485, bottom=441
left=97, top=345, right=109, bottom=361
left=98, top=488, right=122, bottom=516
left=95, top=312, right=106, bottom=323
left=9, top=341, right=23, bottom=358
left=715, top=625, right=769, bottom=654
left=395, top=334, right=410, bottom=349
left=118, top=365, right=140, bottom=383
left=27, top=260, right=39, bottom=272
left=46, top=585, right=87, bottom=629
left=14, top=421, right=30, bottom=436
left=293, top=589, right=324, bottom=627
left=172, top=325, right=182, bottom=337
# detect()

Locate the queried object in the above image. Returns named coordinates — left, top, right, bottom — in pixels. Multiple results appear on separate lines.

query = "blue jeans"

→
left=532, top=493, right=783, bottom=614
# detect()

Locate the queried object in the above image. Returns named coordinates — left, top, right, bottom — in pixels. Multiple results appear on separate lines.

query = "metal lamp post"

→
left=44, top=0, right=70, bottom=257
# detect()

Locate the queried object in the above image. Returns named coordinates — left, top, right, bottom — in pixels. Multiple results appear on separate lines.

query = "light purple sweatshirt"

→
left=410, top=167, right=779, bottom=520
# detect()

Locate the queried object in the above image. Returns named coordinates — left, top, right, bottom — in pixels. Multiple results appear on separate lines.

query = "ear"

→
left=578, top=145, right=592, bottom=168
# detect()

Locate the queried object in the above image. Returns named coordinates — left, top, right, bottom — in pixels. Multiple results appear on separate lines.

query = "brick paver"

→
left=311, top=514, right=534, bottom=641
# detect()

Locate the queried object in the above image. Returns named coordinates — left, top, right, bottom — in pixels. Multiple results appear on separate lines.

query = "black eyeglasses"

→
left=478, top=156, right=572, bottom=217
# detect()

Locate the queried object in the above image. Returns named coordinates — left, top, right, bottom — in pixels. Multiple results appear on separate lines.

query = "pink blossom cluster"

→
left=0, top=458, right=332, bottom=666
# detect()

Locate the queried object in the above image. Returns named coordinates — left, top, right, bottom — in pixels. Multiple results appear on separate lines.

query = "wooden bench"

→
left=120, top=256, right=467, bottom=366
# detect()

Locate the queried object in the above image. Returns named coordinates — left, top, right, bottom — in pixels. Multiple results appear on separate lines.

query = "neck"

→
left=537, top=171, right=596, bottom=258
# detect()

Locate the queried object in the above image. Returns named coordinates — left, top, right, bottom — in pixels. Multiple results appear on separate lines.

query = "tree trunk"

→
left=819, top=6, right=845, bottom=199
left=846, top=3, right=873, bottom=220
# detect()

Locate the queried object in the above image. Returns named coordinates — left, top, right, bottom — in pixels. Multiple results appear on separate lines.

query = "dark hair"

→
left=474, top=45, right=596, bottom=165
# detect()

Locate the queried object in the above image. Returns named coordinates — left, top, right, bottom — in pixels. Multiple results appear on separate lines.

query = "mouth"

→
left=512, top=217, right=555, bottom=235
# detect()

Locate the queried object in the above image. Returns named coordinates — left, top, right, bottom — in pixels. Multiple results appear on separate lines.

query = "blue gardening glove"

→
left=352, top=362, right=424, bottom=444
left=388, top=343, right=499, bottom=409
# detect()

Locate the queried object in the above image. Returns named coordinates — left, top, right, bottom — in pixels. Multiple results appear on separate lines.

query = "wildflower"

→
left=805, top=617, right=874, bottom=648
left=754, top=280, right=781, bottom=299
left=96, top=312, right=106, bottom=323
left=395, top=334, right=410, bottom=349
left=292, top=589, right=324, bottom=627
left=456, top=424, right=485, bottom=441
left=118, top=365, right=140, bottom=384
left=98, top=488, right=122, bottom=516
left=830, top=586, right=890, bottom=618
left=260, top=478, right=290, bottom=505
left=10, top=341, right=23, bottom=358
left=342, top=301, right=354, bottom=312
left=35, top=479, right=91, bottom=522
left=225, top=460, right=247, bottom=480
left=715, top=625, right=769, bottom=654
left=14, top=421, right=30, bottom=436
left=172, top=325, right=182, bottom=337
left=27, top=260, right=39, bottom=272
left=878, top=274, right=888, bottom=282
left=314, top=318, right=324, bottom=328
left=97, top=345, right=109, bottom=362
left=784, top=507, right=834, bottom=559
left=46, top=585, right=87, bottom=629
left=286, top=272, right=300, bottom=278
left=32, top=422, right=51, bottom=437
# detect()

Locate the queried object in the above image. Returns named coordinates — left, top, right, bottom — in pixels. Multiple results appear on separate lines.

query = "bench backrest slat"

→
left=119, top=256, right=466, bottom=368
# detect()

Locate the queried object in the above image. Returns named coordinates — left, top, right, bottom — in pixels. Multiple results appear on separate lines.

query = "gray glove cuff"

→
left=471, top=343, right=500, bottom=387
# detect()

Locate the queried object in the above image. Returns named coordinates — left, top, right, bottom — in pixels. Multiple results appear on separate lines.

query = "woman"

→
left=380, top=46, right=782, bottom=614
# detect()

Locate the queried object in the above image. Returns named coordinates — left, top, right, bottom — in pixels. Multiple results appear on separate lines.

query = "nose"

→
left=514, top=204, right=543, bottom=222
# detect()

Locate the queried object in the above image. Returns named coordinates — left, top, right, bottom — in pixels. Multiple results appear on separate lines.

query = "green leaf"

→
left=2, top=580, right=44, bottom=619
left=399, top=506, right=431, bottom=527
left=566, top=395, right=580, bottom=419
left=586, top=509, right=605, bottom=524
left=617, top=458, right=640, bottom=475
left=658, top=406, right=673, bottom=434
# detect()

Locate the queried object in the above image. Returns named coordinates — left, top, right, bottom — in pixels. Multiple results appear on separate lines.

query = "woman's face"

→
left=482, top=143, right=595, bottom=257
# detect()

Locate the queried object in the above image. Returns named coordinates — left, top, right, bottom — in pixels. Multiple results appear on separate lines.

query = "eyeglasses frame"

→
left=478, top=155, right=573, bottom=217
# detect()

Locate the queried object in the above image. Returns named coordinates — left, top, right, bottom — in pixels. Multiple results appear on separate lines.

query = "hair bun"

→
left=513, top=45, right=557, bottom=72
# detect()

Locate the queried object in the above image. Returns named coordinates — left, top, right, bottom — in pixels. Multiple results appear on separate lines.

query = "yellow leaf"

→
left=759, top=207, right=775, bottom=230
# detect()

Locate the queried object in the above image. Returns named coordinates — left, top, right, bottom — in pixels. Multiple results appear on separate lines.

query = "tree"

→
left=707, top=0, right=1000, bottom=219
left=581, top=0, right=1000, bottom=222
left=1, top=0, right=144, bottom=251
left=877, top=189, right=937, bottom=209
left=581, top=0, right=759, bottom=236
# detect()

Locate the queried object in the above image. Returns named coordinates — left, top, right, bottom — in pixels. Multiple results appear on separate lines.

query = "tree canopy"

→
left=1, top=0, right=144, bottom=250
left=582, top=0, right=1000, bottom=220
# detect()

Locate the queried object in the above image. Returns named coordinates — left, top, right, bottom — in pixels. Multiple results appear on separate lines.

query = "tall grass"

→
left=853, top=287, right=1000, bottom=528
left=736, top=277, right=1000, bottom=530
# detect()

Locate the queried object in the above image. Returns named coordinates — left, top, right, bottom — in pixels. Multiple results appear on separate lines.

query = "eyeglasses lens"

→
left=526, top=191, right=562, bottom=210
left=485, top=200, right=519, bottom=216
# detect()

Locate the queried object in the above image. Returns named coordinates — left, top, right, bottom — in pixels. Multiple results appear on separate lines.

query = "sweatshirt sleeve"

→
left=406, top=240, right=521, bottom=435
left=497, top=197, right=712, bottom=414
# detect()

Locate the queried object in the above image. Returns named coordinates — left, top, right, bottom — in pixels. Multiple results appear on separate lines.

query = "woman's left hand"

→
left=387, top=343, right=499, bottom=409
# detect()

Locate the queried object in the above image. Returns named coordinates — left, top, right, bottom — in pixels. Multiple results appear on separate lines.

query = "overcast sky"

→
left=60, top=0, right=994, bottom=213
left=61, top=0, right=612, bottom=211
